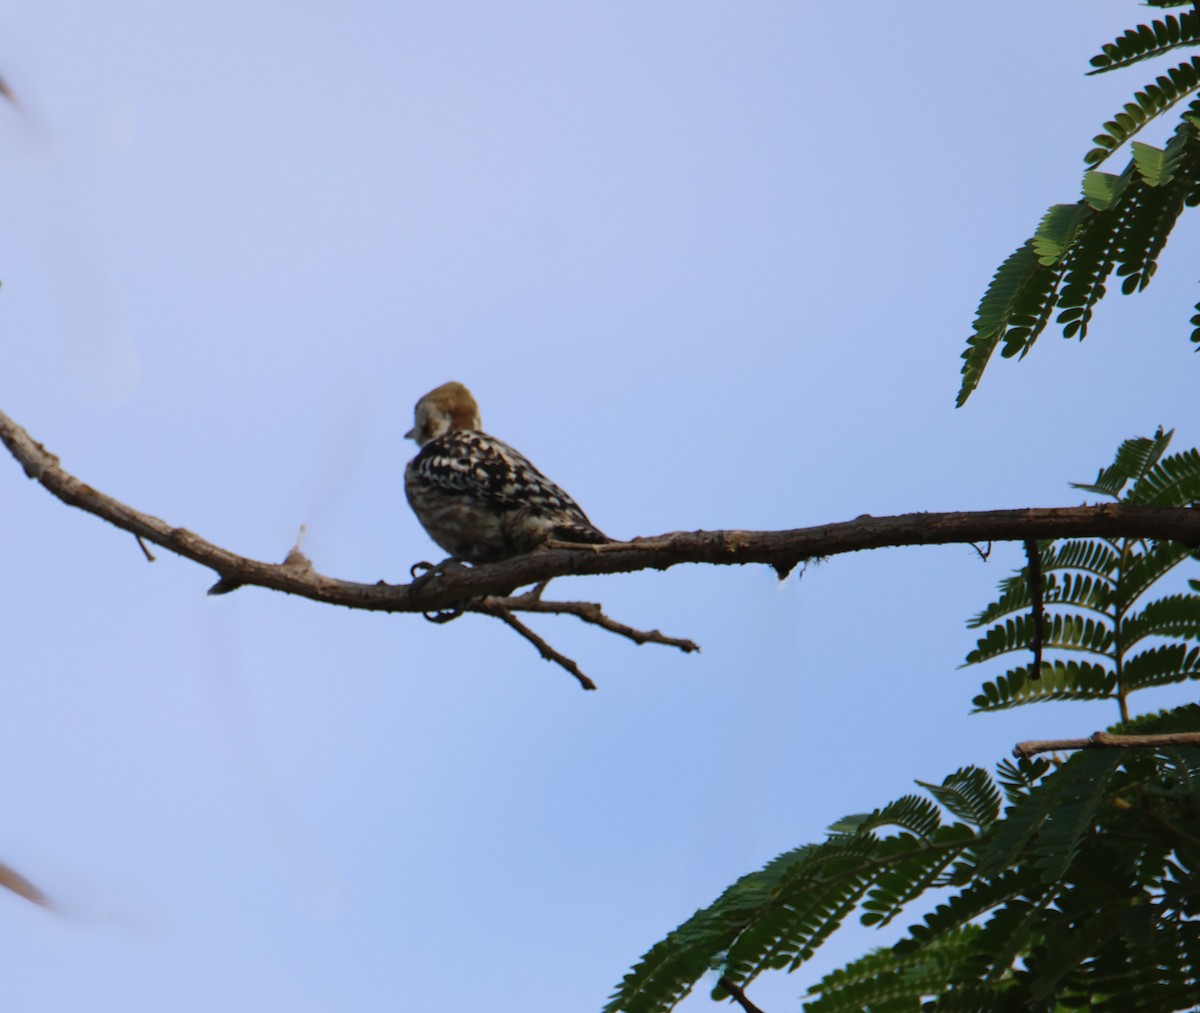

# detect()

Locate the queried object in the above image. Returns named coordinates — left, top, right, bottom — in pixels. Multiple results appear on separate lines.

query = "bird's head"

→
left=406, top=382, right=482, bottom=446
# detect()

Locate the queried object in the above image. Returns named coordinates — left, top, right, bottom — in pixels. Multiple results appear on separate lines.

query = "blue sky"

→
left=1, top=2, right=1198, bottom=1011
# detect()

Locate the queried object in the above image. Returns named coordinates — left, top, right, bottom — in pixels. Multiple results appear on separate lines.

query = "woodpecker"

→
left=404, top=382, right=609, bottom=563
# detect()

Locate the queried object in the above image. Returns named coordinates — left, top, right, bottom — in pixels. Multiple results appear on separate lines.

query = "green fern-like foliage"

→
left=1087, top=10, right=1200, bottom=79
left=965, top=430, right=1200, bottom=715
left=603, top=768, right=992, bottom=1013
left=606, top=434, right=1200, bottom=1012
left=958, top=3, right=1200, bottom=406
left=605, top=708, right=1200, bottom=1012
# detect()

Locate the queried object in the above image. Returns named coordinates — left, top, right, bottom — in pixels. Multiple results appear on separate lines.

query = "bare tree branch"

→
left=5, top=409, right=1199, bottom=617
left=717, top=976, right=767, bottom=1013
left=449, top=593, right=700, bottom=688
left=1014, top=731, right=1200, bottom=760
left=6, top=407, right=1200, bottom=689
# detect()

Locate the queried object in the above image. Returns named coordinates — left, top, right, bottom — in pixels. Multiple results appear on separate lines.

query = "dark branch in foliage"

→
left=716, top=977, right=767, bottom=1013
left=966, top=430, right=1200, bottom=714
left=1013, top=729, right=1200, bottom=758
left=1024, top=539, right=1046, bottom=681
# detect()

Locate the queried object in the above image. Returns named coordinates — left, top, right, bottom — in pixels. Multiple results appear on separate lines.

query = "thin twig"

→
left=718, top=976, right=767, bottom=1013
left=488, top=597, right=699, bottom=653
left=968, top=540, right=991, bottom=562
left=1024, top=539, right=1045, bottom=681
left=0, top=860, right=51, bottom=909
left=135, top=534, right=156, bottom=562
left=474, top=603, right=597, bottom=691
left=1014, top=730, right=1200, bottom=760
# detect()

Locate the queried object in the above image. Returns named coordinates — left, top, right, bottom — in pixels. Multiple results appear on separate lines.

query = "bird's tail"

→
left=551, top=521, right=610, bottom=545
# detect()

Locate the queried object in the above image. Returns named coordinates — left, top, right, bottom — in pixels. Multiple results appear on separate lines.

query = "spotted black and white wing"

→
left=405, top=429, right=607, bottom=562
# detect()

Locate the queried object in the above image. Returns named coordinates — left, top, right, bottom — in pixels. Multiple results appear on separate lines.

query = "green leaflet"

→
left=957, top=242, right=1060, bottom=407
left=1112, top=142, right=1196, bottom=294
left=994, top=756, right=1052, bottom=805
left=1128, top=446, right=1200, bottom=505
left=859, top=830, right=973, bottom=928
left=1071, top=427, right=1173, bottom=497
left=1116, top=541, right=1197, bottom=610
left=1051, top=192, right=1121, bottom=340
left=1131, top=129, right=1191, bottom=186
left=606, top=705, right=1200, bottom=1012
left=958, top=3, right=1200, bottom=406
left=1031, top=203, right=1090, bottom=265
left=603, top=779, right=983, bottom=1013
left=898, top=868, right=1029, bottom=951
left=1120, top=592, right=1200, bottom=646
left=1030, top=751, right=1126, bottom=883
left=1037, top=539, right=1120, bottom=579
left=852, top=795, right=945, bottom=840
left=917, top=767, right=1003, bottom=830
left=802, top=928, right=981, bottom=1013
left=1083, top=163, right=1135, bottom=210
left=1085, top=61, right=1200, bottom=168
left=972, top=659, right=1117, bottom=711
left=974, top=749, right=1123, bottom=881
left=966, top=613, right=1113, bottom=666
left=1088, top=11, right=1200, bottom=77
left=1120, top=642, right=1200, bottom=691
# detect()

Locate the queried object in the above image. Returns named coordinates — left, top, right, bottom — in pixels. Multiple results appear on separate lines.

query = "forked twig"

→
left=968, top=540, right=992, bottom=562
left=474, top=602, right=597, bottom=690
left=490, top=596, right=699, bottom=653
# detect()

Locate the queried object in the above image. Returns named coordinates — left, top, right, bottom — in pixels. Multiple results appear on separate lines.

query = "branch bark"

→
left=4, top=407, right=1200, bottom=616
left=1014, top=731, right=1200, bottom=760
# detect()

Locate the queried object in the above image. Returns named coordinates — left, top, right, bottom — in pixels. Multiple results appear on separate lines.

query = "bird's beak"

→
left=405, top=426, right=417, bottom=441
